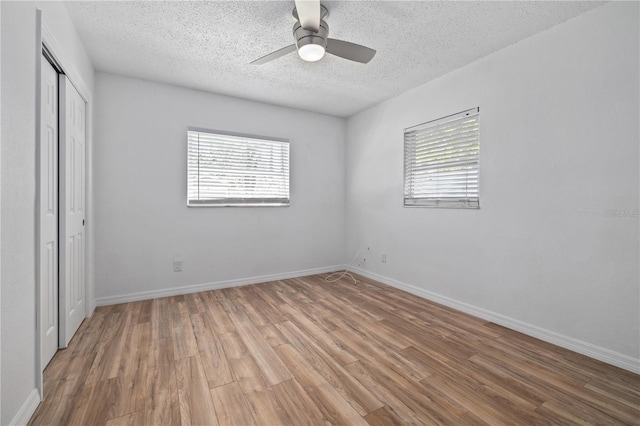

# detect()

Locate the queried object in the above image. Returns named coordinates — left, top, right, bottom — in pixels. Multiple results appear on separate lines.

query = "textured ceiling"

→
left=65, top=1, right=604, bottom=117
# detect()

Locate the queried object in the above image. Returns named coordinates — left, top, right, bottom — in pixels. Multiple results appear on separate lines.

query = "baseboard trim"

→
left=350, top=267, right=640, bottom=374
left=9, top=388, right=40, bottom=426
left=95, top=265, right=343, bottom=306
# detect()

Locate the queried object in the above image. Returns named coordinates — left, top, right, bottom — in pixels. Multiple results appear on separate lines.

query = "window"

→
left=404, top=108, right=480, bottom=209
left=187, top=129, right=290, bottom=206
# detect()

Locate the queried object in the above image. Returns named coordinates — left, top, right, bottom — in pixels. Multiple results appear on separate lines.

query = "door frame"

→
left=35, top=10, right=95, bottom=397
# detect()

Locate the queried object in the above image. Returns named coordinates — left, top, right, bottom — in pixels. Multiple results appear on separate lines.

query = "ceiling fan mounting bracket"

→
left=292, top=4, right=329, bottom=22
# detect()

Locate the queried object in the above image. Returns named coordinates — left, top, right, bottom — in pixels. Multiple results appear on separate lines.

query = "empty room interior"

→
left=1, top=0, right=639, bottom=425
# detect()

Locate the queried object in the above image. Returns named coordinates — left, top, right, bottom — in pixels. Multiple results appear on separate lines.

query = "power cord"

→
left=324, top=250, right=362, bottom=285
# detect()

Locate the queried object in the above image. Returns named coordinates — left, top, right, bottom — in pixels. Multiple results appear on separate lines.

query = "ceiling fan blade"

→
left=295, top=0, right=320, bottom=32
left=326, top=38, right=376, bottom=64
left=251, top=44, right=297, bottom=65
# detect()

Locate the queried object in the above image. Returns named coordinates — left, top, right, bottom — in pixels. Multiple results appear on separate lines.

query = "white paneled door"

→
left=40, top=55, right=59, bottom=369
left=59, top=75, right=86, bottom=347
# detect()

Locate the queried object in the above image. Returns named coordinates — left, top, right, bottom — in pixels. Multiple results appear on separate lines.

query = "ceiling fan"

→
left=251, top=0, right=376, bottom=65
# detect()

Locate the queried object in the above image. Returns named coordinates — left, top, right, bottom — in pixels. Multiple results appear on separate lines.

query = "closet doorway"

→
left=39, top=47, right=87, bottom=370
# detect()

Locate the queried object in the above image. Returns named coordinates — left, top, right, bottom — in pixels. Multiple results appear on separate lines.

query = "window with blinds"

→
left=404, top=108, right=480, bottom=209
left=187, top=130, right=290, bottom=206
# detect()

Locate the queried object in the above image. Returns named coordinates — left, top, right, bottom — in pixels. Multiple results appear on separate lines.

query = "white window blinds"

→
left=187, top=130, right=290, bottom=206
left=404, top=108, right=480, bottom=209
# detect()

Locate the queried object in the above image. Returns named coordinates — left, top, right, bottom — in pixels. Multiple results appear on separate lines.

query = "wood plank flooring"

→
left=29, top=273, right=640, bottom=425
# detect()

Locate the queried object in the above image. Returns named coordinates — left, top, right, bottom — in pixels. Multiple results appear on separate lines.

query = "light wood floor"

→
left=30, top=273, right=639, bottom=425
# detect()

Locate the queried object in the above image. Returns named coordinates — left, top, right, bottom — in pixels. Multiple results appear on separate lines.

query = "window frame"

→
left=187, top=127, right=290, bottom=207
left=403, top=107, right=480, bottom=209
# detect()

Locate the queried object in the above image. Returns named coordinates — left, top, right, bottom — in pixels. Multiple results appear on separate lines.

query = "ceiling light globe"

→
left=298, top=44, right=325, bottom=62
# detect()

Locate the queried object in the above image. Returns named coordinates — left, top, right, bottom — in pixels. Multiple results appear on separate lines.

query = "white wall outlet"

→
left=173, top=260, right=183, bottom=272
left=381, top=253, right=387, bottom=263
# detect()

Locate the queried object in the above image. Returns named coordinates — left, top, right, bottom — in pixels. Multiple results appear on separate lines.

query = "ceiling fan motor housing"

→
left=293, top=19, right=329, bottom=51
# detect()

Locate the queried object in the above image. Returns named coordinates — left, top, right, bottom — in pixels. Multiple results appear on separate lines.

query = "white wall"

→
left=1, top=1, right=93, bottom=424
left=1, top=4, right=39, bottom=422
left=345, top=2, right=639, bottom=371
left=94, top=73, right=345, bottom=303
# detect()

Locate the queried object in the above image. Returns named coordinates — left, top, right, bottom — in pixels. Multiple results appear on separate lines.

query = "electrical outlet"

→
left=173, top=260, right=183, bottom=272
left=381, top=253, right=387, bottom=263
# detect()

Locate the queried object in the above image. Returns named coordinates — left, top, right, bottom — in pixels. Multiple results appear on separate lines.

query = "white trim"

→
left=95, top=265, right=343, bottom=306
left=9, top=389, right=40, bottom=426
left=0, top=2, right=3, bottom=421
left=89, top=299, right=97, bottom=317
left=350, top=266, right=640, bottom=374
left=34, top=8, right=44, bottom=400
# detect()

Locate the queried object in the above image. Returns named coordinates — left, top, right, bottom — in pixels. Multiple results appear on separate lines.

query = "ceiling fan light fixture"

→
left=298, top=43, right=325, bottom=62
left=294, top=20, right=329, bottom=62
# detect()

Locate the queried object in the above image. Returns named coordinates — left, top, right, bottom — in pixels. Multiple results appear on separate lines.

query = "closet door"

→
left=59, top=75, right=86, bottom=347
left=40, top=54, right=59, bottom=367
